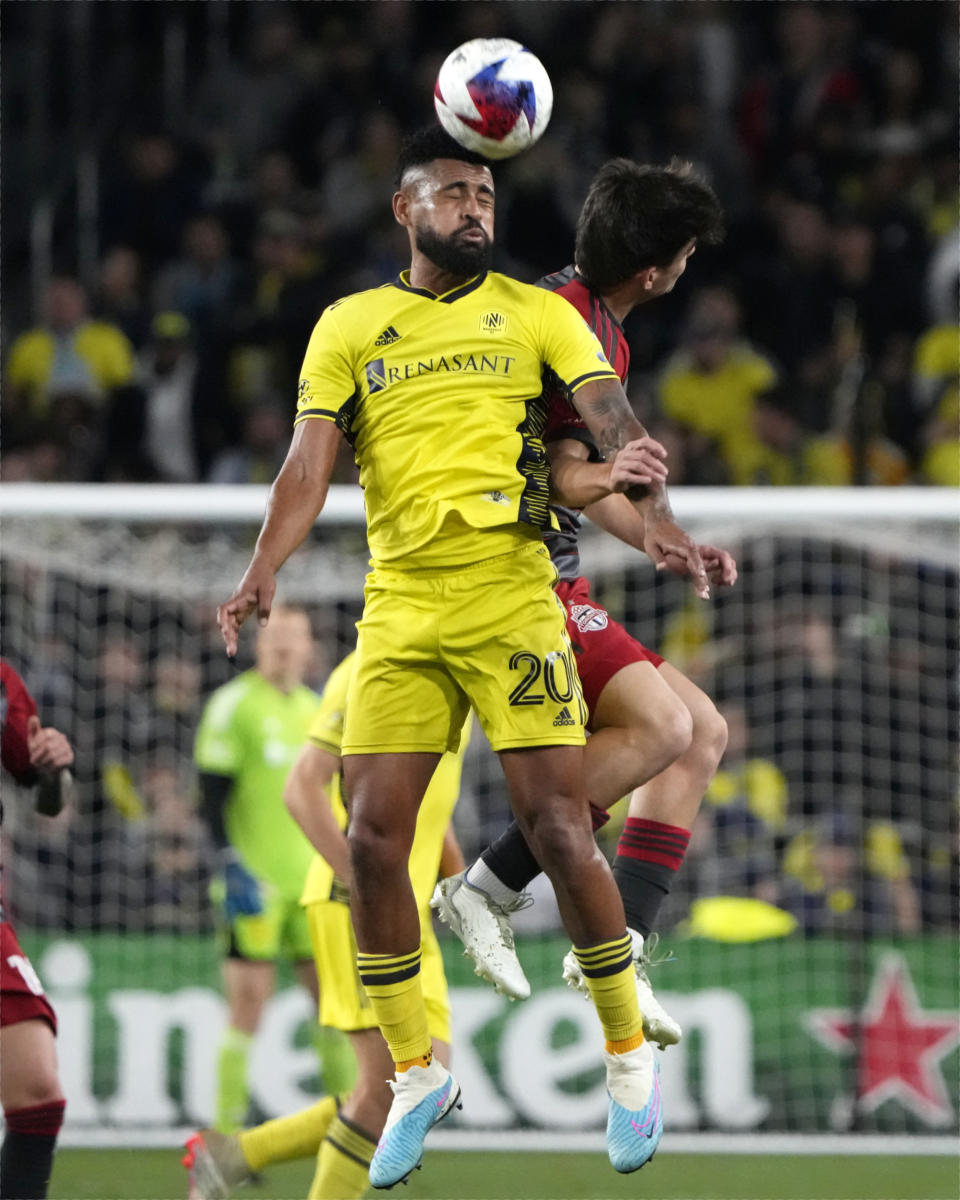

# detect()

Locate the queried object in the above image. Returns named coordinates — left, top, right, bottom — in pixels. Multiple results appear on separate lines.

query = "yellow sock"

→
left=308, top=1114, right=376, bottom=1200
left=238, top=1096, right=338, bottom=1172
left=356, top=947, right=431, bottom=1068
left=573, top=933, right=644, bottom=1052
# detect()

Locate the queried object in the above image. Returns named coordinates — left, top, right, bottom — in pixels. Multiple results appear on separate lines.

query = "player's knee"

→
left=4, top=1066, right=63, bottom=1112
left=654, top=696, right=694, bottom=763
left=689, top=699, right=728, bottom=778
left=621, top=689, right=692, bottom=767
left=347, top=818, right=409, bottom=879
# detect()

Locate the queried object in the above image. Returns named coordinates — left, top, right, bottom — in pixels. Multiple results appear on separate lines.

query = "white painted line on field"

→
left=57, top=1127, right=959, bottom=1156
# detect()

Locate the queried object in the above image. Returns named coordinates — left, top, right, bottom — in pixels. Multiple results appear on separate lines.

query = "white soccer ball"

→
left=434, top=38, right=553, bottom=161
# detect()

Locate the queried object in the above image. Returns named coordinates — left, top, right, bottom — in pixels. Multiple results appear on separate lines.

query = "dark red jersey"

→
left=1, top=660, right=38, bottom=787
left=536, top=266, right=630, bottom=579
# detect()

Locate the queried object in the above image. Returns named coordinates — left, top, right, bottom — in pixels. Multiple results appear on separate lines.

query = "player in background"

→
left=432, top=160, right=735, bottom=1046
left=216, top=127, right=706, bottom=1183
left=194, top=607, right=354, bottom=1135
left=0, top=660, right=74, bottom=1200
left=183, top=649, right=467, bottom=1200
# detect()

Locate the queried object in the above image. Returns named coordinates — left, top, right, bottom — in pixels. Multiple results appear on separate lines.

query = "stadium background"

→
left=0, top=4, right=957, bottom=1199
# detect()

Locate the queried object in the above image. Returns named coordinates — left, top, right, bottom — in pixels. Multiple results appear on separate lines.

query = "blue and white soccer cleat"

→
left=604, top=1042, right=663, bottom=1173
left=369, top=1060, right=462, bottom=1189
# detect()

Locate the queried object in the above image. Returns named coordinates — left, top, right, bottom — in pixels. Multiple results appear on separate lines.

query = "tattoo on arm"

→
left=573, top=380, right=665, bottom=504
left=574, top=380, right=646, bottom=457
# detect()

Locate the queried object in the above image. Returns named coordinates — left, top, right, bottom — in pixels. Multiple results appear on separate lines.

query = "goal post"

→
left=0, top=484, right=956, bottom=1147
left=0, top=481, right=955, bottom=521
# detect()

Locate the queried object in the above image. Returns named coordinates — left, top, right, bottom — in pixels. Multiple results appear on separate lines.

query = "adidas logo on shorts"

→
left=552, top=706, right=576, bottom=727
left=374, top=325, right=401, bottom=346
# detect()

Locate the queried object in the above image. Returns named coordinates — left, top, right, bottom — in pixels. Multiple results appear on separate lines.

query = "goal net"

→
left=1, top=484, right=956, bottom=1145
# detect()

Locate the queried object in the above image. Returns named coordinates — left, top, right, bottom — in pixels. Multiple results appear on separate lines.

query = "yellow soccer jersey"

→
left=295, top=270, right=618, bottom=568
left=659, top=344, right=777, bottom=447
left=300, top=651, right=469, bottom=909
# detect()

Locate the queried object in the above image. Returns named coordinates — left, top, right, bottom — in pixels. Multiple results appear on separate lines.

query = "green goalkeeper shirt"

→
left=194, top=670, right=319, bottom=899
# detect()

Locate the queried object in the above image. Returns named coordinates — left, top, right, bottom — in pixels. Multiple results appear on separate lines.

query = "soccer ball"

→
left=434, top=38, right=553, bottom=161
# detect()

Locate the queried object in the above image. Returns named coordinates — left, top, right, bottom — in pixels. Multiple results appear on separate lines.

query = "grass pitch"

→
left=49, top=1148, right=956, bottom=1200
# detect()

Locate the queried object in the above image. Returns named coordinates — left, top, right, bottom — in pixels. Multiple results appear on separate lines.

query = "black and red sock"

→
left=481, top=804, right=610, bottom=892
left=1, top=1098, right=66, bottom=1199
left=613, top=817, right=690, bottom=937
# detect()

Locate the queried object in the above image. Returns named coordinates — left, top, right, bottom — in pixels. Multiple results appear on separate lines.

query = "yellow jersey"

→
left=295, top=270, right=618, bottom=568
left=659, top=343, right=777, bottom=447
left=299, top=651, right=469, bottom=910
left=7, top=322, right=136, bottom=412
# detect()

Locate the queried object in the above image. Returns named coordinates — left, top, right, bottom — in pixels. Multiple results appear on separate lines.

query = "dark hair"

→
left=575, top=159, right=725, bottom=291
left=394, top=126, right=491, bottom=188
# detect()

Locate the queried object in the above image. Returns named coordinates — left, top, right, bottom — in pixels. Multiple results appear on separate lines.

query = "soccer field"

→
left=49, top=1149, right=956, bottom=1200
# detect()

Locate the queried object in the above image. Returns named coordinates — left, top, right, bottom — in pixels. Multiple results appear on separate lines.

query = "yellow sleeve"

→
left=100, top=326, right=136, bottom=388
left=921, top=438, right=960, bottom=486
left=866, top=822, right=909, bottom=882
left=194, top=683, right=244, bottom=776
left=914, top=325, right=960, bottom=379
left=537, top=289, right=619, bottom=399
left=745, top=352, right=777, bottom=394
left=306, top=652, right=355, bottom=755
left=294, top=305, right=360, bottom=433
left=74, top=324, right=135, bottom=390
left=743, top=759, right=788, bottom=831
left=6, top=331, right=51, bottom=391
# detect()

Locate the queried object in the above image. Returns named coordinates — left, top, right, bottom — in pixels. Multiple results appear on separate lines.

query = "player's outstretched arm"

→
left=284, top=742, right=351, bottom=883
left=697, top=544, right=739, bottom=587
left=584, top=495, right=739, bottom=590
left=548, top=437, right=667, bottom=509
left=583, top=491, right=647, bottom=551
left=217, top=420, right=342, bottom=656
left=571, top=378, right=709, bottom=597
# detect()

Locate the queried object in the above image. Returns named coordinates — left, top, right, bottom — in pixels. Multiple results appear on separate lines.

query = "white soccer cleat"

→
left=561, top=929, right=682, bottom=1050
left=368, top=1060, right=462, bottom=1189
left=181, top=1130, right=251, bottom=1200
left=430, top=870, right=532, bottom=1000
left=604, top=1042, right=663, bottom=1173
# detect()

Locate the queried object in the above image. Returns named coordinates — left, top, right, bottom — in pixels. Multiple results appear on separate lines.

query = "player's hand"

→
left=608, top=438, right=668, bottom=492
left=220, top=851, right=263, bottom=919
left=699, top=543, right=738, bottom=588
left=217, top=558, right=277, bottom=657
left=644, top=519, right=710, bottom=600
left=27, top=716, right=74, bottom=773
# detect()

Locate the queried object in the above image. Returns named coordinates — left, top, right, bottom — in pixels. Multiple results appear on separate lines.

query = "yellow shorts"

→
left=342, top=540, right=586, bottom=754
left=307, top=899, right=450, bottom=1043
left=212, top=885, right=314, bottom=963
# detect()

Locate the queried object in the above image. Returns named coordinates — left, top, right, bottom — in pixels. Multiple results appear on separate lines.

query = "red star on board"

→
left=806, top=954, right=960, bottom=1126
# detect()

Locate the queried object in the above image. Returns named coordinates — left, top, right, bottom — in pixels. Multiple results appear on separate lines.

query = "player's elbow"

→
left=282, top=785, right=299, bottom=819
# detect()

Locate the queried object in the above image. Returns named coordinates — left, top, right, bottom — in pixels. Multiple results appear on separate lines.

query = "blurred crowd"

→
left=2, top=2, right=957, bottom=487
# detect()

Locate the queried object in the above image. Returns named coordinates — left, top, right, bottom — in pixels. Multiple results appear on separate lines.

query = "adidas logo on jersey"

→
left=552, top=706, right=576, bottom=727
left=374, top=325, right=401, bottom=346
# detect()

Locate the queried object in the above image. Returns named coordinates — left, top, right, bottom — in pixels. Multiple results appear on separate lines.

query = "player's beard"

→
left=415, top=222, right=492, bottom=277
